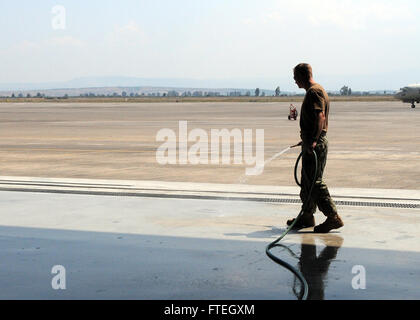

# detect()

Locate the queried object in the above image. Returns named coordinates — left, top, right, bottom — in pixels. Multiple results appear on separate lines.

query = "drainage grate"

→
left=336, top=200, right=420, bottom=209
left=1, top=187, right=419, bottom=209
left=266, top=198, right=420, bottom=209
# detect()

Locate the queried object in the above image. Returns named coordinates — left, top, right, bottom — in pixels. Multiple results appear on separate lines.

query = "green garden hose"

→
left=265, top=149, right=318, bottom=300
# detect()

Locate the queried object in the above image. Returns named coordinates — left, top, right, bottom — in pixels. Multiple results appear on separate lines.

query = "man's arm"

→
left=307, top=110, right=325, bottom=153
left=313, top=110, right=325, bottom=144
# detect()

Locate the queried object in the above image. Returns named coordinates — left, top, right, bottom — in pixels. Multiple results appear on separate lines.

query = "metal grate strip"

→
left=265, top=198, right=420, bottom=209
left=0, top=187, right=419, bottom=209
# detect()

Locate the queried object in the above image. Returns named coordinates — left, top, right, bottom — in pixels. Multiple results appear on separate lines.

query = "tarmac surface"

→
left=0, top=101, right=419, bottom=189
left=0, top=177, right=419, bottom=300
left=0, top=100, right=419, bottom=300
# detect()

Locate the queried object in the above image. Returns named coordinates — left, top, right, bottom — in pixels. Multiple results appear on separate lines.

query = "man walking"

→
left=287, top=63, right=344, bottom=233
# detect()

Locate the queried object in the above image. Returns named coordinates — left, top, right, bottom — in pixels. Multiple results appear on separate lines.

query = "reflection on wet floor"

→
left=0, top=189, right=419, bottom=300
left=1, top=222, right=420, bottom=299
left=266, top=233, right=343, bottom=300
left=227, top=225, right=346, bottom=299
left=294, top=234, right=343, bottom=300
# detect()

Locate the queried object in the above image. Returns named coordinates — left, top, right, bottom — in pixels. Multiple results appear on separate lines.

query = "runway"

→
left=0, top=101, right=419, bottom=189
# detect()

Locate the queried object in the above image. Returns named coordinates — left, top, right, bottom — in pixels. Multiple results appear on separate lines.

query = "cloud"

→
left=260, top=0, right=414, bottom=31
left=13, top=40, right=41, bottom=52
left=116, top=21, right=143, bottom=34
left=305, top=0, right=412, bottom=30
left=106, top=21, right=146, bottom=46
left=7, top=36, right=84, bottom=54
left=48, top=36, right=84, bottom=47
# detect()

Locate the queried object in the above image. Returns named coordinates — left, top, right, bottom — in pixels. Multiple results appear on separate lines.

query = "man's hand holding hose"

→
left=291, top=141, right=316, bottom=154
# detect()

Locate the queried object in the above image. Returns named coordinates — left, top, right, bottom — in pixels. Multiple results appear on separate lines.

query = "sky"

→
left=0, top=0, right=419, bottom=91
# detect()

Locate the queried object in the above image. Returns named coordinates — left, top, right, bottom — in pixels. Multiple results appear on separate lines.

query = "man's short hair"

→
left=294, top=63, right=313, bottom=82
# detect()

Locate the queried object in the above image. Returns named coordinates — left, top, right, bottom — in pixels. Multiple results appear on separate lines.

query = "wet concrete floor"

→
left=0, top=184, right=419, bottom=300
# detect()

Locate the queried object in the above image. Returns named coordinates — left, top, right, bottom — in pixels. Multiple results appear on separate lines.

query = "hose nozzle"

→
left=290, top=141, right=302, bottom=149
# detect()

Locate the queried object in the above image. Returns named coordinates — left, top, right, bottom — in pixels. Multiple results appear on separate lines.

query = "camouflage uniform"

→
left=300, top=131, right=337, bottom=218
left=291, top=78, right=343, bottom=232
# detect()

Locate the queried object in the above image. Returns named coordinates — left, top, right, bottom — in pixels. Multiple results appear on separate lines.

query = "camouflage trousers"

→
left=300, top=134, right=338, bottom=218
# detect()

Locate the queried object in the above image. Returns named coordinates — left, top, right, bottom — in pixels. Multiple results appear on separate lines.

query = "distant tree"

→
left=167, top=90, right=179, bottom=97
left=129, top=92, right=134, bottom=97
left=36, top=92, right=42, bottom=98
left=261, top=91, right=266, bottom=97
left=11, top=93, right=15, bottom=98
left=348, top=88, right=352, bottom=96
left=26, top=93, right=31, bottom=98
left=255, top=88, right=260, bottom=97
left=18, top=93, right=23, bottom=98
left=63, top=94, right=68, bottom=99
left=122, top=91, right=127, bottom=97
left=245, top=91, right=251, bottom=96
left=340, top=86, right=349, bottom=96
left=275, top=86, right=280, bottom=96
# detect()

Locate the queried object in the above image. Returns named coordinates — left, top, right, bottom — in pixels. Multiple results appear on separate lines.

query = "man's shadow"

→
left=225, top=227, right=343, bottom=300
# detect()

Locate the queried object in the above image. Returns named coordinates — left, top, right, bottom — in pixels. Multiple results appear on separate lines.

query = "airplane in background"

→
left=394, top=84, right=420, bottom=108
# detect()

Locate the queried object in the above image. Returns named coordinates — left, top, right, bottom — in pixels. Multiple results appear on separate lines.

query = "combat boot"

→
left=286, top=215, right=315, bottom=230
left=314, top=214, right=344, bottom=233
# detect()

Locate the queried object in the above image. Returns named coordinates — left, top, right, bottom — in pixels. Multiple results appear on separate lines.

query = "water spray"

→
left=238, top=145, right=294, bottom=183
